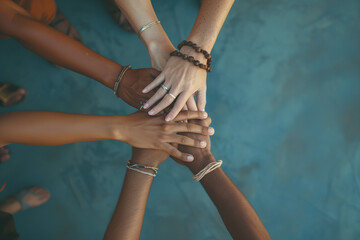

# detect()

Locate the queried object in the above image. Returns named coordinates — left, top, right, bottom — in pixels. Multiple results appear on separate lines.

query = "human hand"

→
left=171, top=118, right=214, bottom=167
left=117, top=68, right=160, bottom=111
left=142, top=47, right=207, bottom=121
left=131, top=148, right=169, bottom=168
left=115, top=111, right=214, bottom=162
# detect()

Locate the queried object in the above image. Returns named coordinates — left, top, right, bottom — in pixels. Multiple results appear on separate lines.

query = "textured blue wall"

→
left=0, top=0, right=359, bottom=239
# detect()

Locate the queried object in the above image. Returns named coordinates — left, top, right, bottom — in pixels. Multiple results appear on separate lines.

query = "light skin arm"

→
left=0, top=111, right=213, bottom=161
left=0, top=0, right=158, bottom=110
left=104, top=148, right=169, bottom=240
left=174, top=119, right=271, bottom=240
left=136, top=0, right=234, bottom=120
left=114, top=0, right=175, bottom=71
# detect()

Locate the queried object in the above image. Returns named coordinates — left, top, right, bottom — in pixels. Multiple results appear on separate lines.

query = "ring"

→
left=139, top=100, right=146, bottom=111
left=168, top=93, right=176, bottom=99
left=161, top=84, right=169, bottom=91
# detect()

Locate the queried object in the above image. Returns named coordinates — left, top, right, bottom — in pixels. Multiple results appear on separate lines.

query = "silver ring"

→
left=168, top=93, right=176, bottom=99
left=161, top=84, right=169, bottom=91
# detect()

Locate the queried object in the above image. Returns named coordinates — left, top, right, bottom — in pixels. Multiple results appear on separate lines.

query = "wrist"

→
left=109, top=115, right=128, bottom=142
left=186, top=152, right=216, bottom=174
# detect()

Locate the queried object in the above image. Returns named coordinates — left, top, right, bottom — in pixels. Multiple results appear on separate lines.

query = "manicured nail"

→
left=202, top=112, right=208, bottom=118
left=148, top=110, right=155, bottom=115
left=143, top=103, right=149, bottom=109
left=187, top=155, right=194, bottom=161
left=165, top=114, right=173, bottom=122
left=200, top=141, right=207, bottom=148
left=208, top=128, right=215, bottom=135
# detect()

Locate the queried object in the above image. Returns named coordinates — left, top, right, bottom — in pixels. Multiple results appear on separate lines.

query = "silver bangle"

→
left=113, top=65, right=131, bottom=97
left=137, top=20, right=160, bottom=35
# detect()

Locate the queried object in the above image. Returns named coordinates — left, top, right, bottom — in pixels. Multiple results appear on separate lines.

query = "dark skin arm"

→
left=104, top=148, right=169, bottom=240
left=174, top=118, right=271, bottom=240
left=0, top=0, right=156, bottom=110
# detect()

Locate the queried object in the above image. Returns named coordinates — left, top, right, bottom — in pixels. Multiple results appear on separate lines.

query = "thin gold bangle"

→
left=113, top=65, right=131, bottom=97
left=137, top=20, right=161, bottom=35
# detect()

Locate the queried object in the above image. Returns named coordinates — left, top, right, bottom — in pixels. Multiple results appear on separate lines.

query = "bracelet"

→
left=127, top=160, right=158, bottom=174
left=127, top=166, right=156, bottom=177
left=193, top=160, right=223, bottom=181
left=137, top=20, right=161, bottom=35
left=113, top=65, right=131, bottom=97
left=170, top=50, right=211, bottom=72
left=178, top=40, right=213, bottom=67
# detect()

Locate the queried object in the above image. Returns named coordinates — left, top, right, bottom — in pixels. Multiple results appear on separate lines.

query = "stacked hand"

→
left=117, top=111, right=214, bottom=162
left=117, top=68, right=160, bottom=111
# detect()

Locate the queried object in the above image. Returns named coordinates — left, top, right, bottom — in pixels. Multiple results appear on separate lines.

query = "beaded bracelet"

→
left=177, top=40, right=213, bottom=68
left=170, top=50, right=211, bottom=72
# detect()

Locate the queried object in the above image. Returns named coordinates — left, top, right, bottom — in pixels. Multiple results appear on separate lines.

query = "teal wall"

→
left=0, top=0, right=359, bottom=239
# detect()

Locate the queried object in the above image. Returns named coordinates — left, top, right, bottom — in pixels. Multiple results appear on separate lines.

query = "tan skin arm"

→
left=0, top=111, right=214, bottom=161
left=173, top=119, right=271, bottom=240
left=104, top=148, right=169, bottom=240
left=114, top=0, right=234, bottom=120
left=0, top=0, right=157, bottom=110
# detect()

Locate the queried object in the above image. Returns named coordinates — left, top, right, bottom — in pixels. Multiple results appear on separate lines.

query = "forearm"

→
left=187, top=0, right=234, bottom=52
left=0, top=1, right=122, bottom=89
left=186, top=154, right=270, bottom=240
left=114, top=0, right=174, bottom=69
left=0, top=111, right=119, bottom=146
left=104, top=159, right=154, bottom=240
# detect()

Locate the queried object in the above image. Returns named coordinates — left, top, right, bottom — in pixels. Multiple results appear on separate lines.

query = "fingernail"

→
left=200, top=141, right=207, bottom=148
left=201, top=108, right=205, bottom=111
left=208, top=128, right=215, bottom=135
left=165, top=116, right=171, bottom=122
left=148, top=110, right=155, bottom=115
left=143, top=103, right=149, bottom=109
left=187, top=155, right=194, bottom=161
left=142, top=88, right=148, bottom=93
left=202, top=112, right=208, bottom=118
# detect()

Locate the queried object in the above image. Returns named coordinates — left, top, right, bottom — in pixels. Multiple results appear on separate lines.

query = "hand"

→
left=116, top=111, right=214, bottom=162
left=131, top=148, right=169, bottom=168
left=117, top=68, right=160, bottom=111
left=171, top=118, right=213, bottom=166
left=142, top=47, right=207, bottom=121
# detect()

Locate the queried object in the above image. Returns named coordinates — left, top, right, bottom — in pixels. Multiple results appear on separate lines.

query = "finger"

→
left=149, top=90, right=180, bottom=117
left=171, top=135, right=207, bottom=148
left=144, top=87, right=168, bottom=110
left=173, top=110, right=208, bottom=122
left=164, top=92, right=189, bottom=121
left=161, top=143, right=194, bottom=162
left=186, top=95, right=198, bottom=111
left=142, top=72, right=165, bottom=93
left=171, top=123, right=214, bottom=135
left=197, top=86, right=207, bottom=111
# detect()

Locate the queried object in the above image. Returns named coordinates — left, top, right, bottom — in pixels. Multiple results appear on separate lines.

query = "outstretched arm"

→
left=104, top=148, right=168, bottom=240
left=0, top=0, right=158, bottom=110
left=139, top=0, right=235, bottom=120
left=174, top=119, right=271, bottom=240
left=0, top=111, right=212, bottom=162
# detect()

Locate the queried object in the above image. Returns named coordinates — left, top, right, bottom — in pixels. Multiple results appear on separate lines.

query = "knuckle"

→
left=180, top=137, right=188, bottom=144
left=170, top=148, right=178, bottom=156
left=161, top=124, right=171, bottom=132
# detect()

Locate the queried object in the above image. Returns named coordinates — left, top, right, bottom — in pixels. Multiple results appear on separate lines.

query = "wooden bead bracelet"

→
left=170, top=50, right=212, bottom=72
left=177, top=40, right=213, bottom=68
